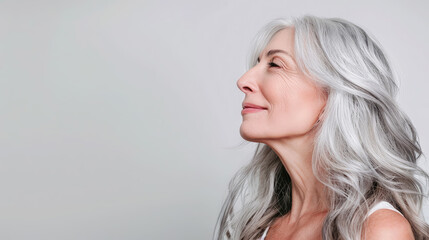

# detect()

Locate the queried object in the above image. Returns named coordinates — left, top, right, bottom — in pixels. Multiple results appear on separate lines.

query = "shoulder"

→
left=363, top=209, right=414, bottom=240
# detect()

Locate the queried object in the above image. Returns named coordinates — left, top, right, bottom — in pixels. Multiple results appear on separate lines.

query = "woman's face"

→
left=237, top=27, right=327, bottom=143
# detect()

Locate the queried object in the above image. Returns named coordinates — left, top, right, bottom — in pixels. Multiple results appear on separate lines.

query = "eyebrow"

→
left=257, top=49, right=295, bottom=62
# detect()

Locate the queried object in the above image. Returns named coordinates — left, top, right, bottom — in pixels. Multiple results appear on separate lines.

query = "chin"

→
left=239, top=127, right=265, bottom=143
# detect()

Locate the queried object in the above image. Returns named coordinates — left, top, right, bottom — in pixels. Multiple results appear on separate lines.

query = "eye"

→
left=268, top=61, right=280, bottom=68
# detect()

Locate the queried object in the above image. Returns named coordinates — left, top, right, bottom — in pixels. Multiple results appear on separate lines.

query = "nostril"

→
left=243, top=86, right=252, bottom=92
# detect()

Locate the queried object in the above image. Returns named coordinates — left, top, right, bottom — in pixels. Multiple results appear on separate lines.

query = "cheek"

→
left=268, top=76, right=316, bottom=114
left=271, top=85, right=324, bottom=132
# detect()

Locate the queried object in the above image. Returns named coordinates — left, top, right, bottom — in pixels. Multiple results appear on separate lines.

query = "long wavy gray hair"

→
left=213, top=15, right=429, bottom=240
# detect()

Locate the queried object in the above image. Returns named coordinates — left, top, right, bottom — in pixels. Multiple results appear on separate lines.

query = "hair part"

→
left=213, top=15, right=429, bottom=240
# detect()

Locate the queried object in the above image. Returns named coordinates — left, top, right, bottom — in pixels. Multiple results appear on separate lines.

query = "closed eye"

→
left=268, top=61, right=280, bottom=68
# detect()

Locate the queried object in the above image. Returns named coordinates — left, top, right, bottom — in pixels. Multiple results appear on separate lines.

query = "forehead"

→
left=263, top=27, right=295, bottom=56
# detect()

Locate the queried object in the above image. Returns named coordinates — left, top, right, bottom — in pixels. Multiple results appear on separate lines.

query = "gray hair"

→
left=213, top=15, right=429, bottom=240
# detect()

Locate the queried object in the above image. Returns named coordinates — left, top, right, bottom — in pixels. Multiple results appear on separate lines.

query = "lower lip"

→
left=241, top=108, right=267, bottom=114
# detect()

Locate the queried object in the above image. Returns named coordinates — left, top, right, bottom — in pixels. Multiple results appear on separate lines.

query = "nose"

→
left=236, top=67, right=257, bottom=94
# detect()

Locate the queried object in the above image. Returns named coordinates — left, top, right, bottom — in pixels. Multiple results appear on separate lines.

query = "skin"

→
left=236, top=27, right=414, bottom=239
left=363, top=210, right=414, bottom=240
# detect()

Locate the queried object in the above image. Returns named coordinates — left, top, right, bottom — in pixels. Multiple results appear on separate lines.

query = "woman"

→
left=214, top=15, right=429, bottom=240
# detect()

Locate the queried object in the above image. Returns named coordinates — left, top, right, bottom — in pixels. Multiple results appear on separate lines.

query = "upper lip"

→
left=242, top=102, right=267, bottom=109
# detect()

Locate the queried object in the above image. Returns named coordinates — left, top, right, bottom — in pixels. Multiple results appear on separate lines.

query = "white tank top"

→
left=258, top=201, right=402, bottom=240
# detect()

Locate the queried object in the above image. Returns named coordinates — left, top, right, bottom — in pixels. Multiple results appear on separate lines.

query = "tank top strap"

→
left=366, top=201, right=403, bottom=218
left=259, top=226, right=270, bottom=240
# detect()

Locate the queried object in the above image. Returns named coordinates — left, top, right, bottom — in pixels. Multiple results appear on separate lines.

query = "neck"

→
left=265, top=133, right=329, bottom=222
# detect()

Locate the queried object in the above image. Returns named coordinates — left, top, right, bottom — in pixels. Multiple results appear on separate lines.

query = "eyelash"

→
left=256, top=57, right=281, bottom=68
left=268, top=61, right=280, bottom=68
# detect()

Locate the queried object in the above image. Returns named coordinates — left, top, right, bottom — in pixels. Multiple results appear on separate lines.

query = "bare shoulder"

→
left=363, top=209, right=414, bottom=240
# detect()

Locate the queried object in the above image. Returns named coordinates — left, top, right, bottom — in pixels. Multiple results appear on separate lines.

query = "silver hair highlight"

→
left=213, top=15, right=429, bottom=240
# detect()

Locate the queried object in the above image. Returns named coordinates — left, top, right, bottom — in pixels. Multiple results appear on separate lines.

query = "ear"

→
left=318, top=107, right=326, bottom=122
left=317, top=88, right=328, bottom=121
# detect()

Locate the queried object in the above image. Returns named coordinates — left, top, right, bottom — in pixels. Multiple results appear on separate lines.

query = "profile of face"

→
left=237, top=27, right=327, bottom=143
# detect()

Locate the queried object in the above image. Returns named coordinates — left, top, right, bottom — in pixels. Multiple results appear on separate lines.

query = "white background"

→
left=1, top=0, right=428, bottom=239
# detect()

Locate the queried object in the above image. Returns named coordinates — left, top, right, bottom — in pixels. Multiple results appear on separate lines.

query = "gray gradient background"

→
left=1, top=0, right=428, bottom=239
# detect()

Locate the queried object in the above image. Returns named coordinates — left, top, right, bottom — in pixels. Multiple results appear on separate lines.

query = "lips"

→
left=242, top=103, right=267, bottom=110
left=241, top=102, right=267, bottom=115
